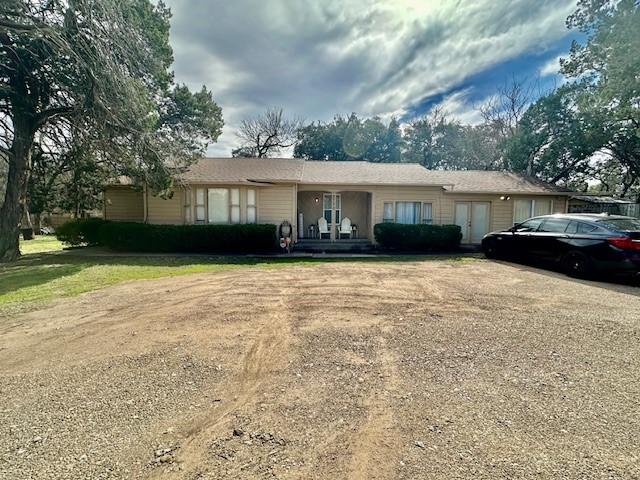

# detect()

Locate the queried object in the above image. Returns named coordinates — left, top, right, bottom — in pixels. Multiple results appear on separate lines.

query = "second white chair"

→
left=338, top=217, right=352, bottom=239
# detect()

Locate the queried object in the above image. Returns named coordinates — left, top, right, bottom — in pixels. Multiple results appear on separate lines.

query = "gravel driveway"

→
left=1, top=259, right=639, bottom=479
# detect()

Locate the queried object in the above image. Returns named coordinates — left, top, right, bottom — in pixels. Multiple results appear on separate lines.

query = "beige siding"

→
left=147, top=188, right=184, bottom=224
left=442, top=193, right=569, bottom=233
left=553, top=196, right=568, bottom=214
left=257, top=184, right=296, bottom=231
left=104, top=187, right=144, bottom=222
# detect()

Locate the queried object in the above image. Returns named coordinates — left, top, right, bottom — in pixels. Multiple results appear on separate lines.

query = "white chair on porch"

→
left=338, top=217, right=352, bottom=239
left=317, top=217, right=330, bottom=239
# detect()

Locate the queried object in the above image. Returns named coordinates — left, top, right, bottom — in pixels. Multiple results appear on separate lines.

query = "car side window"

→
left=576, top=222, right=604, bottom=234
left=516, top=218, right=543, bottom=232
left=565, top=220, right=578, bottom=234
left=538, top=218, right=570, bottom=233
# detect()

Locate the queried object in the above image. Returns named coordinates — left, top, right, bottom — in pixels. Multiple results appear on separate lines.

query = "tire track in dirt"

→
left=348, top=328, right=402, bottom=480
left=149, top=292, right=293, bottom=479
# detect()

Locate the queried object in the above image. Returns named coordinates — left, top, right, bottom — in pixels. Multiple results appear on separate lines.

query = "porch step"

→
left=295, top=239, right=374, bottom=253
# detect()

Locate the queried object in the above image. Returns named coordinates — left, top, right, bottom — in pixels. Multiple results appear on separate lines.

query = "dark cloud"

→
left=164, top=0, right=576, bottom=155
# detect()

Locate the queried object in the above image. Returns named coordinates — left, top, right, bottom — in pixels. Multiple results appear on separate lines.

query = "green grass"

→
left=1, top=250, right=479, bottom=317
left=19, top=235, right=65, bottom=254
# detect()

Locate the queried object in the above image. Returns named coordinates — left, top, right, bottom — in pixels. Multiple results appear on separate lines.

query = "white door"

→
left=455, top=201, right=491, bottom=244
left=470, top=202, right=490, bottom=244
left=455, top=202, right=470, bottom=243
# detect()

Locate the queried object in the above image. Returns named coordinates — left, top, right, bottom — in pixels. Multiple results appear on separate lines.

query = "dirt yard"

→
left=1, top=259, right=639, bottom=479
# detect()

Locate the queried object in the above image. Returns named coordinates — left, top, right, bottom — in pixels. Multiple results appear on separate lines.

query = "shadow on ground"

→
left=493, top=258, right=640, bottom=296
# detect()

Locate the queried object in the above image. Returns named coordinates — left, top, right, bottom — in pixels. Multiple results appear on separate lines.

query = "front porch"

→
left=296, top=190, right=373, bottom=242
left=295, top=238, right=373, bottom=253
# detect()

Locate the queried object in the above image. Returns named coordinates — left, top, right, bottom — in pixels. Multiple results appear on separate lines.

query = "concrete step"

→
left=295, top=239, right=374, bottom=253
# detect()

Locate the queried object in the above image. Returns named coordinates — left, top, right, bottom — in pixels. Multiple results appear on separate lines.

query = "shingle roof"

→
left=178, top=157, right=304, bottom=184
left=421, top=170, right=571, bottom=194
left=299, top=161, right=439, bottom=185
left=175, top=157, right=570, bottom=194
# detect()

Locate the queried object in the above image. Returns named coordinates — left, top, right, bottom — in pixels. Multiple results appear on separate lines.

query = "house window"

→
left=514, top=199, right=553, bottom=224
left=230, top=188, right=240, bottom=224
left=383, top=202, right=394, bottom=222
left=184, top=189, right=192, bottom=223
left=207, top=188, right=229, bottom=224
left=422, top=203, right=433, bottom=224
left=395, top=202, right=421, bottom=224
left=247, top=189, right=256, bottom=224
left=195, top=188, right=206, bottom=222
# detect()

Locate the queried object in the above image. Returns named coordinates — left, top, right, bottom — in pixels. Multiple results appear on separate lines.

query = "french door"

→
left=323, top=193, right=341, bottom=231
left=455, top=201, right=490, bottom=244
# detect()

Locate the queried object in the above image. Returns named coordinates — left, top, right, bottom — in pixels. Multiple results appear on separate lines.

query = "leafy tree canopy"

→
left=294, top=114, right=403, bottom=163
left=0, top=0, right=224, bottom=261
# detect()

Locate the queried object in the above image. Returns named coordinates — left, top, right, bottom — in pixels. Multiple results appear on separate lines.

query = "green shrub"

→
left=58, top=220, right=278, bottom=253
left=100, top=222, right=278, bottom=253
left=374, top=223, right=462, bottom=251
left=56, top=218, right=106, bottom=246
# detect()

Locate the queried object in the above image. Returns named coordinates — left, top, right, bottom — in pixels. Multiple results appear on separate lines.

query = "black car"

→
left=482, top=213, right=640, bottom=278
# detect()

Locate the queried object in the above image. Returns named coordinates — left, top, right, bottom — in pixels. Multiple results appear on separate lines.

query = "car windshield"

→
left=595, top=217, right=640, bottom=231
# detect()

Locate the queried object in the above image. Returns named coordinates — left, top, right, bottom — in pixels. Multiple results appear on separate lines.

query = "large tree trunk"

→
left=0, top=115, right=34, bottom=262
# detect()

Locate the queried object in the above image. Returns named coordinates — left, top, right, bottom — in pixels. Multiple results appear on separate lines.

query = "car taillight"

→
left=608, top=236, right=640, bottom=251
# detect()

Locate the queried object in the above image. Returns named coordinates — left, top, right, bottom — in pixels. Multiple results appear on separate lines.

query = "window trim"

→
left=382, top=202, right=394, bottom=222
left=246, top=188, right=257, bottom=224
left=230, top=188, right=241, bottom=224
left=195, top=188, right=206, bottom=223
left=184, top=188, right=192, bottom=224
left=422, top=202, right=433, bottom=224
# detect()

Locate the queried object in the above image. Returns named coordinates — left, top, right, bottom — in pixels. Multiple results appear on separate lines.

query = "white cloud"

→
left=539, top=55, right=563, bottom=77
left=164, top=0, right=577, bottom=156
left=429, top=89, right=487, bottom=125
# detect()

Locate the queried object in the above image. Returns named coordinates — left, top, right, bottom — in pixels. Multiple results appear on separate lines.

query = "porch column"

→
left=330, top=191, right=337, bottom=241
left=369, top=191, right=375, bottom=241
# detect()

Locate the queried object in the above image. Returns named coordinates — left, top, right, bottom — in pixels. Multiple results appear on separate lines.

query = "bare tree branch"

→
left=235, top=107, right=303, bottom=158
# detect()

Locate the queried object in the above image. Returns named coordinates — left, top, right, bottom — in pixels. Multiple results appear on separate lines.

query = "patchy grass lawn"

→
left=1, top=256, right=255, bottom=317
left=0, top=251, right=478, bottom=317
left=19, top=235, right=65, bottom=255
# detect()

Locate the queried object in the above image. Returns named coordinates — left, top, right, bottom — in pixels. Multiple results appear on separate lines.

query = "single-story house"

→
left=104, top=157, right=572, bottom=245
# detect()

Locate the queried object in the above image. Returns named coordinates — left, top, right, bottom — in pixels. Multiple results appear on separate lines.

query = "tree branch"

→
left=35, top=106, right=74, bottom=128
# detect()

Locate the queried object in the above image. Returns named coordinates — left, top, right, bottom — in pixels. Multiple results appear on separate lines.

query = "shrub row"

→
left=55, top=218, right=105, bottom=246
left=56, top=219, right=278, bottom=253
left=373, top=223, right=462, bottom=251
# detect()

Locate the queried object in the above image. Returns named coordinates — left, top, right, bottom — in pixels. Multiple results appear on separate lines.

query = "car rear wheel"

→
left=562, top=251, right=594, bottom=278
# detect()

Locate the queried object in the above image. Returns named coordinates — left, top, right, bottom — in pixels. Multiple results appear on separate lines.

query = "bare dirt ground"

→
left=1, top=259, right=640, bottom=480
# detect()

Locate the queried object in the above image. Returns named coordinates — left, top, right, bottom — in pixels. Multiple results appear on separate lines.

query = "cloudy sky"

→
left=164, top=0, right=579, bottom=156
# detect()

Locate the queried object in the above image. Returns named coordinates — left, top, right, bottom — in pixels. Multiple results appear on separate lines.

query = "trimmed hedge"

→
left=374, top=223, right=462, bottom=251
left=56, top=219, right=278, bottom=253
left=55, top=218, right=105, bottom=246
